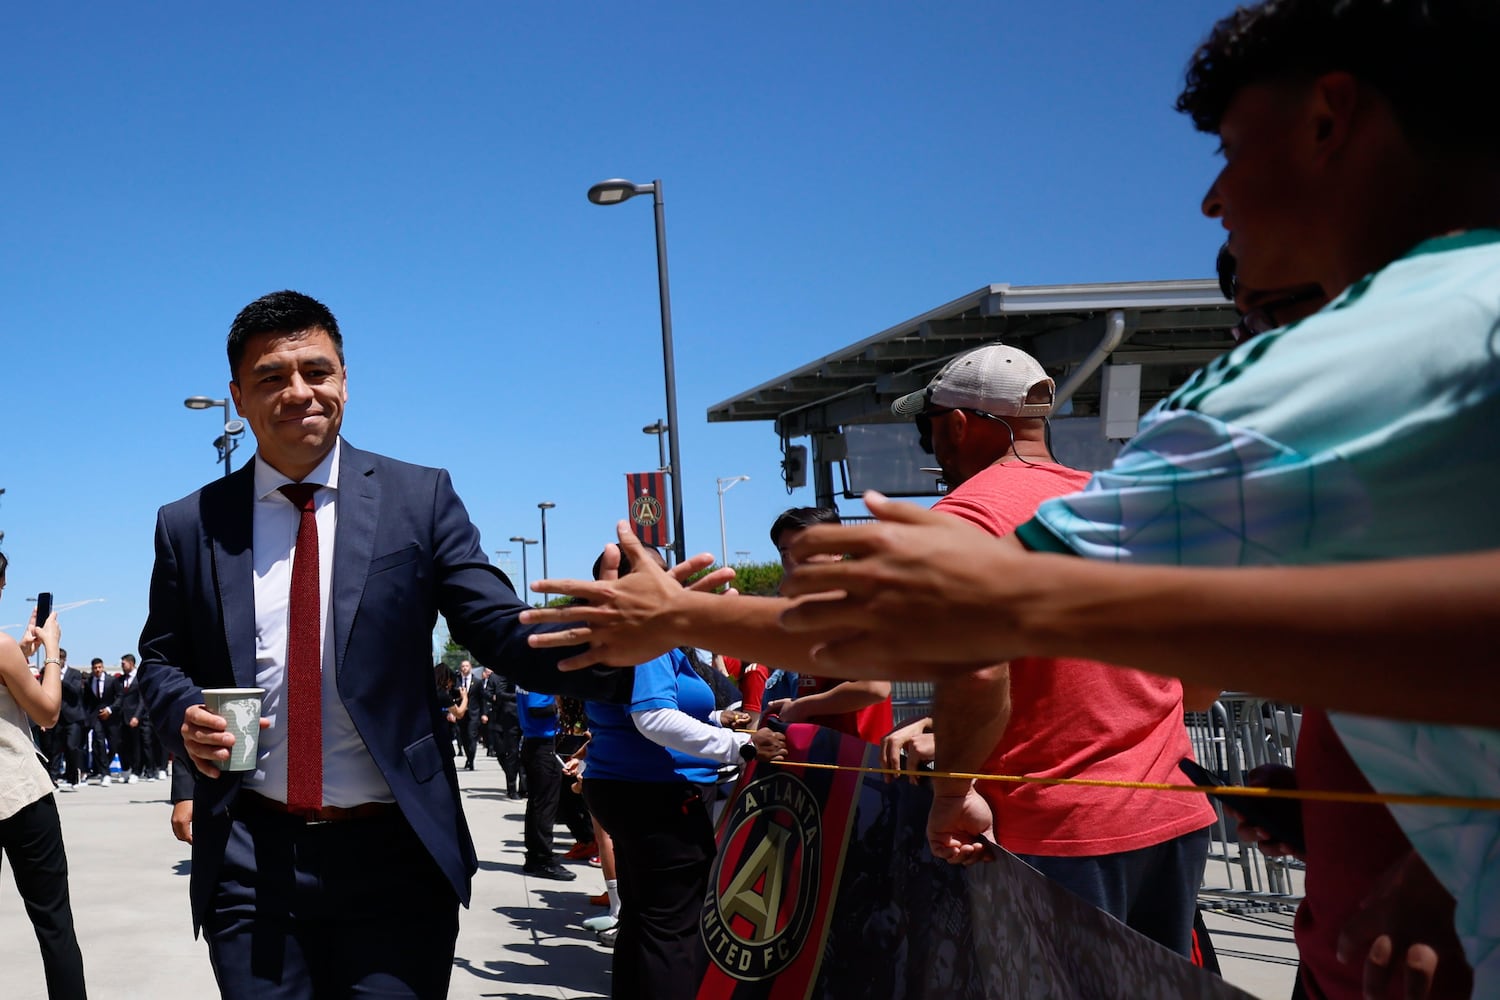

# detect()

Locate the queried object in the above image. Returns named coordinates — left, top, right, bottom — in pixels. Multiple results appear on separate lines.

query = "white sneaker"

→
left=127, top=773, right=139, bottom=784
left=101, top=775, right=112, bottom=786
left=59, top=783, right=79, bottom=793
left=582, top=914, right=618, bottom=933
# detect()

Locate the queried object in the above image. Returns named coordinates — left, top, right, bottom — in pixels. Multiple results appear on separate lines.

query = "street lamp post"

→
left=537, top=502, right=555, bottom=598
left=184, top=396, right=245, bottom=478
left=508, top=536, right=537, bottom=601
left=716, top=475, right=751, bottom=569
left=642, top=420, right=668, bottom=472
left=589, top=178, right=685, bottom=565
left=735, top=550, right=751, bottom=565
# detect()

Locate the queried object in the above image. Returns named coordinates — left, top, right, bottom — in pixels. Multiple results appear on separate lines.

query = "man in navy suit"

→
left=138, top=290, right=636, bottom=999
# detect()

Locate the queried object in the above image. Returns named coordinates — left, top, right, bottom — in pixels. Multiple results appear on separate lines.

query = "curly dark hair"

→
left=1176, top=0, right=1499, bottom=156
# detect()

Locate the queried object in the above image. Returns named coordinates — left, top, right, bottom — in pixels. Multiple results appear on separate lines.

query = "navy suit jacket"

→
left=137, top=440, right=632, bottom=928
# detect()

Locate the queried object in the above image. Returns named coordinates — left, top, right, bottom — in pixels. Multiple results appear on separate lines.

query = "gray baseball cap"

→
left=891, top=344, right=1055, bottom=418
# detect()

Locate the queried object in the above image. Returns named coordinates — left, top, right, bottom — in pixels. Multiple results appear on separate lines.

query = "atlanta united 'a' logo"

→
left=630, top=493, right=663, bottom=527
left=701, top=770, right=821, bottom=981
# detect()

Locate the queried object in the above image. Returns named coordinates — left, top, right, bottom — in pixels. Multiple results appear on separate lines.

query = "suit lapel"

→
left=333, top=442, right=380, bottom=682
left=207, top=464, right=258, bottom=689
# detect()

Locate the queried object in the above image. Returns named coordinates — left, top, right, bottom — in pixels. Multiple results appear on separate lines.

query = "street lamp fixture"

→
left=508, top=536, right=538, bottom=601
left=537, top=502, right=556, bottom=598
left=589, top=176, right=686, bottom=565
left=716, top=475, right=751, bottom=569
left=642, top=420, right=668, bottom=472
left=184, top=396, right=246, bottom=478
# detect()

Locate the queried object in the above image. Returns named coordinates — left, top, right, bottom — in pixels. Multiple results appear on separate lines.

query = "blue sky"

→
left=1, top=1, right=1231, bottom=661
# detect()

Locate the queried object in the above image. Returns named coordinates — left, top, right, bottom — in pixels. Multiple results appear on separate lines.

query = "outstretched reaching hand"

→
left=519, top=520, right=734, bottom=670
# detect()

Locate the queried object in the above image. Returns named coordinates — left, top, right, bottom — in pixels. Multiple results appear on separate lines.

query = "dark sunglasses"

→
left=914, top=408, right=954, bottom=454
left=915, top=407, right=1012, bottom=454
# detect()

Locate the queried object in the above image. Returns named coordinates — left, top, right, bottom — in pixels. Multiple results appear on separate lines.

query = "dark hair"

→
left=121, top=653, right=136, bottom=666
left=228, top=290, right=344, bottom=379
left=0, top=551, right=7, bottom=578
left=1176, top=0, right=1499, bottom=157
left=769, top=506, right=841, bottom=547
left=91, top=658, right=103, bottom=667
left=591, top=545, right=666, bottom=581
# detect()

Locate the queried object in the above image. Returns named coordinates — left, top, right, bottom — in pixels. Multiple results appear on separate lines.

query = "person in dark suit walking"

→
left=48, top=650, right=87, bottom=791
left=480, top=667, right=522, bottom=797
left=80, top=658, right=114, bottom=784
left=107, top=653, right=147, bottom=783
left=454, top=660, right=481, bottom=770
left=137, top=290, right=639, bottom=1000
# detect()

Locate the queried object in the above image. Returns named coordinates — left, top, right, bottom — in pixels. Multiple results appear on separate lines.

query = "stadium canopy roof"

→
left=707, top=278, right=1237, bottom=503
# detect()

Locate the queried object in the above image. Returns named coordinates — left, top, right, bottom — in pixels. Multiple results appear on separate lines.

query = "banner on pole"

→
left=698, top=725, right=1251, bottom=1000
left=625, top=471, right=669, bottom=548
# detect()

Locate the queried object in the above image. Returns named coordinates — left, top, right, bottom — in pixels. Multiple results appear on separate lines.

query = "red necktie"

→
left=279, top=483, right=323, bottom=811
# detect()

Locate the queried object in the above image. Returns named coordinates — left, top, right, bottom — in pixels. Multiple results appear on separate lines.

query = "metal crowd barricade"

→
left=1187, top=694, right=1304, bottom=912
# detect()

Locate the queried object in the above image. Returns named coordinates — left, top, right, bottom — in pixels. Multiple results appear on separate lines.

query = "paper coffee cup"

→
left=201, top=688, right=266, bottom=772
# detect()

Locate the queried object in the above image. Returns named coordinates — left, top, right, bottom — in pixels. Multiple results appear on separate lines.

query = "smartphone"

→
left=1178, top=758, right=1305, bottom=854
left=34, top=592, right=52, bottom=623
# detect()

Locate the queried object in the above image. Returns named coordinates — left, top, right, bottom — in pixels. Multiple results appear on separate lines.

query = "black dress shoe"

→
left=464, top=764, right=475, bottom=771
left=507, top=790, right=521, bottom=800
left=522, top=862, right=577, bottom=882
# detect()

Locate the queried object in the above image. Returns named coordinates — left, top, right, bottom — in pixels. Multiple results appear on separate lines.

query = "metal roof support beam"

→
left=1055, top=309, right=1132, bottom=408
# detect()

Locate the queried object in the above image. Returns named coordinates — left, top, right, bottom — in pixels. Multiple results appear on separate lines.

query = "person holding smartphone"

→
left=0, top=556, right=88, bottom=998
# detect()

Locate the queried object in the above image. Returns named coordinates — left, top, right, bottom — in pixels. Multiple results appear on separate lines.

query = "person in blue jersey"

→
left=582, top=547, right=785, bottom=1000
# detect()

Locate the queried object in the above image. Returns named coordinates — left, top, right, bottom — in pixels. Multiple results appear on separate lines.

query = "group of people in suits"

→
left=436, top=658, right=525, bottom=795
left=36, top=650, right=167, bottom=789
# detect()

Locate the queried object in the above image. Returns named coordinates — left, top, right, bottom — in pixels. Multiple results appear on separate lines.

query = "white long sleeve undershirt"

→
left=631, top=707, right=745, bottom=766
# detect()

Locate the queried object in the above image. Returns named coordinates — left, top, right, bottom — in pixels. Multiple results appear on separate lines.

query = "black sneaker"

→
left=522, top=861, right=577, bottom=882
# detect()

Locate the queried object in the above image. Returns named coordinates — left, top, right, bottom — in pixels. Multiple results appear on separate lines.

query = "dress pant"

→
left=519, top=736, right=560, bottom=864
left=57, top=722, right=85, bottom=785
left=85, top=718, right=111, bottom=777
left=0, top=795, right=88, bottom=999
left=204, top=802, right=458, bottom=1000
left=110, top=720, right=143, bottom=776
left=584, top=779, right=715, bottom=1000
left=493, top=717, right=522, bottom=794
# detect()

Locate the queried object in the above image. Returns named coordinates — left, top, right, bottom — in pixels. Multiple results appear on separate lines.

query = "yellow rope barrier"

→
left=767, top=759, right=1500, bottom=812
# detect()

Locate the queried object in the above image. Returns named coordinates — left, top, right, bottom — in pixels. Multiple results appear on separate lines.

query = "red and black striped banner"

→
left=625, top=471, right=669, bottom=548
left=697, top=725, right=1250, bottom=1000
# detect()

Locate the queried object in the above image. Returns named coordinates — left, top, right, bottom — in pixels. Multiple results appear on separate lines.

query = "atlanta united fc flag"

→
left=698, top=725, right=1250, bottom=1000
left=624, top=471, right=669, bottom=548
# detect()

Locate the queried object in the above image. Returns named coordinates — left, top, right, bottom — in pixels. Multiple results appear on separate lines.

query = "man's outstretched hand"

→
left=519, top=519, right=733, bottom=670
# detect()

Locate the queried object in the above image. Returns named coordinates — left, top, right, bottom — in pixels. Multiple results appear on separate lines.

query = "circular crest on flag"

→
left=701, top=770, right=821, bottom=981
left=630, top=493, right=664, bottom=527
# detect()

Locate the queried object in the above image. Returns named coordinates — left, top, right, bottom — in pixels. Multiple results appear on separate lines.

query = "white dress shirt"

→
left=244, top=438, right=394, bottom=806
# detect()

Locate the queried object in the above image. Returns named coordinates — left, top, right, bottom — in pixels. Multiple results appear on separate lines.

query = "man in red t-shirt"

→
left=893, top=344, right=1214, bottom=957
left=763, top=508, right=893, bottom=744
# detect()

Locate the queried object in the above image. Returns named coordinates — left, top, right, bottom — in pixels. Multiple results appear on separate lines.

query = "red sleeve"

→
left=739, top=663, right=768, bottom=713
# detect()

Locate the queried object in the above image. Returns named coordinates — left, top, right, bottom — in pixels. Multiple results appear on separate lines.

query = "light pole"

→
left=716, top=475, right=751, bottom=569
left=537, top=502, right=555, bottom=598
left=184, top=396, right=246, bottom=478
left=642, top=420, right=668, bottom=471
left=735, top=550, right=751, bottom=565
left=589, top=178, right=685, bottom=565
left=508, top=537, right=537, bottom=600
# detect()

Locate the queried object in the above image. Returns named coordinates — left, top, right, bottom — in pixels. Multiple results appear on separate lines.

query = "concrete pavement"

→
left=2, top=760, right=1299, bottom=999
left=0, top=760, right=613, bottom=1000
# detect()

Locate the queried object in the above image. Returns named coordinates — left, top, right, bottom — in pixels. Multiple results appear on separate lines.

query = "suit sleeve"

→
left=137, top=507, right=207, bottom=759
left=430, top=470, right=634, bottom=704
